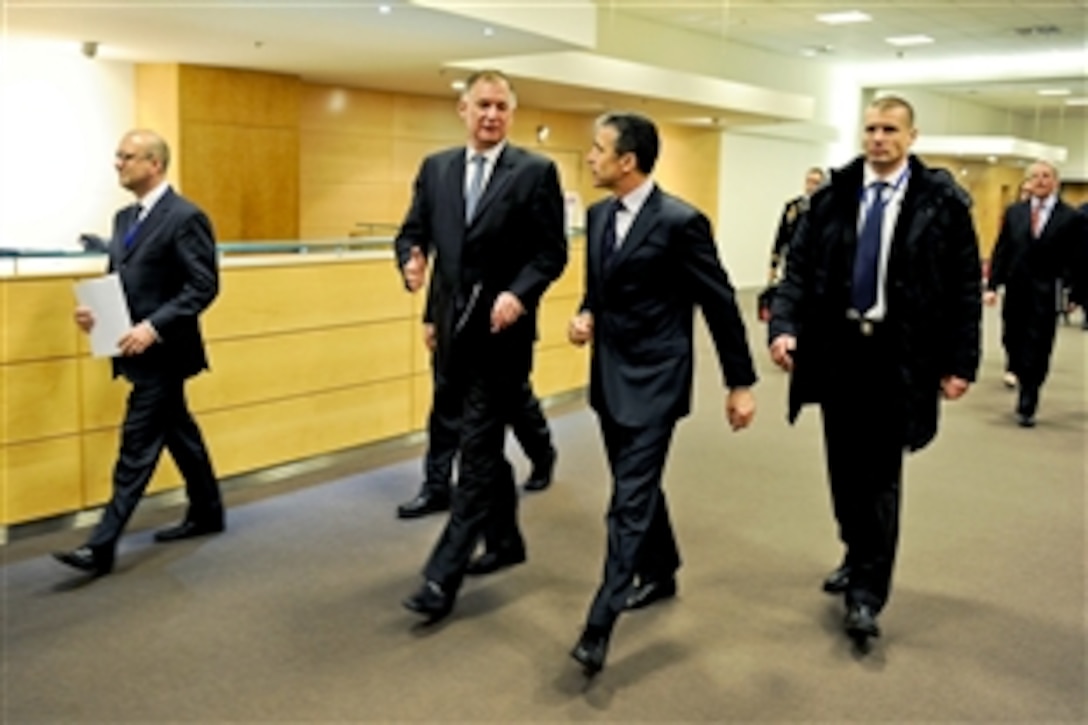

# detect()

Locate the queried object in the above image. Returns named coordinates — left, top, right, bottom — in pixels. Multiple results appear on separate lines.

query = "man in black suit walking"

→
left=395, top=304, right=557, bottom=521
left=770, top=96, right=981, bottom=648
left=567, top=112, right=757, bottom=674
left=55, top=129, right=224, bottom=576
left=985, top=160, right=1085, bottom=426
left=395, top=70, right=567, bottom=620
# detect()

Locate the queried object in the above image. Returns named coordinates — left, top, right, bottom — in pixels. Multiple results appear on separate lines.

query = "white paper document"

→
left=73, top=274, right=132, bottom=358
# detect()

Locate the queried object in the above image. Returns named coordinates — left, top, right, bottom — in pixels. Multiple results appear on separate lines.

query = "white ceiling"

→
left=5, top=0, right=1086, bottom=119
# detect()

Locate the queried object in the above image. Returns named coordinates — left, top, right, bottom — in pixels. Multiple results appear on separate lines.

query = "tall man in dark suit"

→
left=567, top=113, right=757, bottom=675
left=770, top=96, right=981, bottom=648
left=55, top=129, right=224, bottom=576
left=985, top=160, right=1085, bottom=426
left=395, top=70, right=567, bottom=620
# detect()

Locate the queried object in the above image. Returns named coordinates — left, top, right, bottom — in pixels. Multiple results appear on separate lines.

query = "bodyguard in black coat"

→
left=55, top=129, right=224, bottom=577
left=985, top=160, right=1085, bottom=426
left=568, top=113, right=756, bottom=675
left=395, top=71, right=566, bottom=621
left=770, top=96, right=981, bottom=648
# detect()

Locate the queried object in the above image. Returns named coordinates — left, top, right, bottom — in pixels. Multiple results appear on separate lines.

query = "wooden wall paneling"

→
left=199, top=378, right=413, bottom=476
left=2, top=437, right=82, bottom=524
left=1061, top=182, right=1088, bottom=208
left=242, top=127, right=299, bottom=239
left=202, top=261, right=411, bottom=340
left=532, top=345, right=589, bottom=398
left=3, top=279, right=80, bottom=363
left=135, top=63, right=181, bottom=187
left=536, top=294, right=581, bottom=350
left=178, top=65, right=300, bottom=127
left=392, top=94, right=464, bottom=142
left=2, top=359, right=79, bottom=444
left=80, top=429, right=183, bottom=508
left=544, top=242, right=586, bottom=299
left=79, top=357, right=126, bottom=431
left=186, top=320, right=412, bottom=411
left=299, top=182, right=400, bottom=238
left=412, top=372, right=432, bottom=430
left=300, top=85, right=396, bottom=134
left=180, top=123, right=245, bottom=241
left=300, top=131, right=395, bottom=185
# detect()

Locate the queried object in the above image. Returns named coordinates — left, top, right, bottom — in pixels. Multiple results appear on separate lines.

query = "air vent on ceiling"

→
left=1014, top=25, right=1061, bottom=36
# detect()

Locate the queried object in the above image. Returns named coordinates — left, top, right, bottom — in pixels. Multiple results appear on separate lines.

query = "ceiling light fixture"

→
left=885, top=35, right=934, bottom=46
left=816, top=10, right=872, bottom=25
left=450, top=80, right=466, bottom=91
left=1064, top=97, right=1088, bottom=106
left=483, top=26, right=495, bottom=37
left=1037, top=88, right=1071, bottom=96
left=378, top=4, right=391, bottom=14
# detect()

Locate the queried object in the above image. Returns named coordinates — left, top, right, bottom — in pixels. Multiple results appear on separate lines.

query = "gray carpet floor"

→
left=2, top=297, right=1085, bottom=723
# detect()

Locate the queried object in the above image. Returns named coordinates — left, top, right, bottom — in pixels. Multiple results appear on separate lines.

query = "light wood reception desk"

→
left=0, top=242, right=588, bottom=529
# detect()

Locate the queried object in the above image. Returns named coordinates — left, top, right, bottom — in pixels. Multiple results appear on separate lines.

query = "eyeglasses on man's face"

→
left=114, top=151, right=152, bottom=164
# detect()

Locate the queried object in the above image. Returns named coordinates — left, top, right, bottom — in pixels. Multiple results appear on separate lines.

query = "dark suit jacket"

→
left=581, top=186, right=756, bottom=429
left=988, top=198, right=1083, bottom=314
left=395, top=144, right=567, bottom=381
left=770, top=155, right=981, bottom=451
left=107, top=187, right=219, bottom=382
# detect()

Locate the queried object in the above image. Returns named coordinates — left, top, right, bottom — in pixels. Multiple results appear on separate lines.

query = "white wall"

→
left=0, top=41, right=134, bottom=250
left=717, top=132, right=827, bottom=290
left=1033, top=115, right=1088, bottom=181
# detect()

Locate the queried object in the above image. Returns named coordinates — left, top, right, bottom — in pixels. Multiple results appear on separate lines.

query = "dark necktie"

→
left=851, top=182, right=888, bottom=313
left=465, top=154, right=486, bottom=223
left=601, top=198, right=625, bottom=269
left=123, top=205, right=144, bottom=249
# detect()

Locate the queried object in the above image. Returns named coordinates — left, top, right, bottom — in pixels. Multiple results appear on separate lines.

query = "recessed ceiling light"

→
left=451, top=80, right=466, bottom=91
left=1065, top=97, right=1088, bottom=106
left=1037, top=88, right=1072, bottom=96
left=483, top=26, right=495, bottom=37
left=816, top=10, right=872, bottom=25
left=378, top=4, right=391, bottom=13
left=885, top=35, right=934, bottom=46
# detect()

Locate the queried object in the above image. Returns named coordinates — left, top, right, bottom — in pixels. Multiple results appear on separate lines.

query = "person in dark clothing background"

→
left=769, top=96, right=981, bottom=649
left=985, top=160, right=1085, bottom=427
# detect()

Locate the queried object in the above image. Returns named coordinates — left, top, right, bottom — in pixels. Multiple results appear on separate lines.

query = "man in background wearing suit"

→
left=395, top=70, right=566, bottom=620
left=770, top=96, right=981, bottom=649
left=986, top=160, right=1085, bottom=426
left=567, top=112, right=757, bottom=675
left=55, top=129, right=224, bottom=576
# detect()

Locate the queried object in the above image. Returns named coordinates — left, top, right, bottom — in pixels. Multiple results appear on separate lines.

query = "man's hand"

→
left=490, top=292, right=524, bottom=333
left=74, top=305, right=95, bottom=333
left=940, top=376, right=970, bottom=401
left=769, top=334, right=796, bottom=372
left=726, top=387, right=756, bottom=431
left=568, top=312, right=594, bottom=346
left=423, top=322, right=436, bottom=352
left=402, top=247, right=427, bottom=293
left=118, top=320, right=157, bottom=356
left=983, top=290, right=998, bottom=307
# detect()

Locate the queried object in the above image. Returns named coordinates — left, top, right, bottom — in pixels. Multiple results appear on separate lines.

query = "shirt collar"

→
left=136, top=180, right=170, bottom=216
left=1033, top=193, right=1056, bottom=210
left=863, top=159, right=909, bottom=188
left=617, top=177, right=655, bottom=215
left=465, top=141, right=506, bottom=166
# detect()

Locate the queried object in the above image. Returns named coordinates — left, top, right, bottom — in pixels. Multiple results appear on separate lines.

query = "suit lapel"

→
left=607, top=187, right=661, bottom=275
left=589, top=202, right=609, bottom=282
left=121, top=191, right=173, bottom=262
left=469, top=146, right=515, bottom=226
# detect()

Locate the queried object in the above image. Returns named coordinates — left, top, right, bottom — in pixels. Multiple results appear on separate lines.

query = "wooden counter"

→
left=0, top=245, right=587, bottom=526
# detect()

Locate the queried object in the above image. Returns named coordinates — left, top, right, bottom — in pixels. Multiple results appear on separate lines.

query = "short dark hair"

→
left=597, top=112, right=659, bottom=174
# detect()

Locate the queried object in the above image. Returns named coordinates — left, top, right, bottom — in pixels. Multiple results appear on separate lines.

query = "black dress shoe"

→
left=396, top=493, right=450, bottom=520
left=570, top=627, right=611, bottom=676
left=822, top=565, right=852, bottom=594
left=523, top=449, right=557, bottom=492
left=402, top=580, right=453, bottom=621
left=624, top=577, right=677, bottom=610
left=466, top=547, right=527, bottom=576
left=53, top=546, right=114, bottom=576
left=1017, top=413, right=1036, bottom=428
left=153, top=519, right=225, bottom=543
left=844, top=602, right=881, bottom=643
